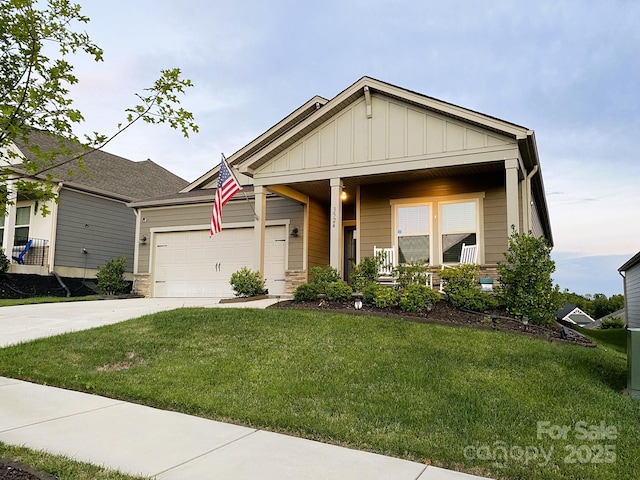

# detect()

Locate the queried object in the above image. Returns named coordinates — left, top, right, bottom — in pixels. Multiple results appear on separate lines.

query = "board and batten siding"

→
left=255, top=94, right=515, bottom=181
left=136, top=196, right=304, bottom=274
left=626, top=263, right=640, bottom=329
left=54, top=189, right=135, bottom=272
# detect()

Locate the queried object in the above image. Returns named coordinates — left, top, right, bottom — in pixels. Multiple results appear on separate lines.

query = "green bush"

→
left=440, top=264, right=479, bottom=297
left=449, top=289, right=499, bottom=311
left=96, top=256, right=129, bottom=296
left=293, top=283, right=319, bottom=302
left=395, top=261, right=431, bottom=291
left=399, top=284, right=440, bottom=312
left=230, top=267, right=265, bottom=297
left=350, top=256, right=380, bottom=292
left=326, top=280, right=353, bottom=302
left=497, top=228, right=562, bottom=325
left=0, top=248, right=9, bottom=278
left=362, top=283, right=383, bottom=305
left=309, top=266, right=341, bottom=294
left=600, top=315, right=625, bottom=329
left=372, top=285, right=399, bottom=309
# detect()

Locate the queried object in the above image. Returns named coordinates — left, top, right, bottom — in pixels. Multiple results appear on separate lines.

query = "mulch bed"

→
left=269, top=299, right=595, bottom=347
left=0, top=273, right=97, bottom=299
left=0, top=459, right=55, bottom=480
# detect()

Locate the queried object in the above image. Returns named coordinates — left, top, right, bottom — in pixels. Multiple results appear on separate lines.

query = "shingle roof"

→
left=12, top=130, right=189, bottom=201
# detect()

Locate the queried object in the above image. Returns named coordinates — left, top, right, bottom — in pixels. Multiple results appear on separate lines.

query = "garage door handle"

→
left=155, top=281, right=166, bottom=283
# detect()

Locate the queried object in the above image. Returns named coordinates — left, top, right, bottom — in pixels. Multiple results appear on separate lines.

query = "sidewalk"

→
left=0, top=298, right=493, bottom=479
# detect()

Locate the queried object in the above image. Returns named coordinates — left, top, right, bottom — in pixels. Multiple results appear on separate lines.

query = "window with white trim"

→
left=14, top=206, right=30, bottom=246
left=440, top=201, right=477, bottom=264
left=396, top=204, right=431, bottom=263
left=394, top=197, right=480, bottom=266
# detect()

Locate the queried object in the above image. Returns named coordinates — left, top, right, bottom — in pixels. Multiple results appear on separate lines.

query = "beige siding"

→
left=136, top=197, right=303, bottom=273
left=257, top=94, right=514, bottom=177
left=483, top=188, right=508, bottom=264
left=360, top=174, right=507, bottom=264
left=307, top=198, right=329, bottom=269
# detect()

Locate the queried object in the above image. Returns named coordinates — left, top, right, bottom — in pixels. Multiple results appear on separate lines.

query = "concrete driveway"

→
left=0, top=297, right=279, bottom=347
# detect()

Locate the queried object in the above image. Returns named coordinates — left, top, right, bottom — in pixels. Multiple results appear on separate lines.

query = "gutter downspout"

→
left=525, top=165, right=539, bottom=233
left=47, top=182, right=64, bottom=273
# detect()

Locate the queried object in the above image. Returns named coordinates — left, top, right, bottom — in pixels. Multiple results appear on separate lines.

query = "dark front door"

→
left=344, top=226, right=356, bottom=283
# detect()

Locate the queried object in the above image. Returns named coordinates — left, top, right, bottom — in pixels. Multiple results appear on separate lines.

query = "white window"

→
left=14, top=206, right=30, bottom=246
left=441, top=201, right=477, bottom=264
left=396, top=204, right=431, bottom=264
left=393, top=197, right=480, bottom=266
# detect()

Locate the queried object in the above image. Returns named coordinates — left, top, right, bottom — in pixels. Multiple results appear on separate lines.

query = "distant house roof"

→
left=557, top=302, right=595, bottom=325
left=620, top=251, right=640, bottom=272
left=11, top=129, right=188, bottom=202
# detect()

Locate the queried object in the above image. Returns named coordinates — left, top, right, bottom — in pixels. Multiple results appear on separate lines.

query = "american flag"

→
left=210, top=159, right=241, bottom=235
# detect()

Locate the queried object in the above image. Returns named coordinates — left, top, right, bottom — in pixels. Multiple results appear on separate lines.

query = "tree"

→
left=497, top=228, right=563, bottom=325
left=0, top=0, right=198, bottom=215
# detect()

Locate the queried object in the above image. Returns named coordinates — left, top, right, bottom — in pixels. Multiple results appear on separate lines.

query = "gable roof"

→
left=557, top=302, right=595, bottom=324
left=620, top=251, right=640, bottom=272
left=11, top=129, right=189, bottom=202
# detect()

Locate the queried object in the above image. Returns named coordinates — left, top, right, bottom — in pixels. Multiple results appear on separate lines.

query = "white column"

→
left=3, top=180, right=17, bottom=255
left=329, top=178, right=343, bottom=274
left=505, top=159, right=520, bottom=234
left=253, top=186, right=267, bottom=274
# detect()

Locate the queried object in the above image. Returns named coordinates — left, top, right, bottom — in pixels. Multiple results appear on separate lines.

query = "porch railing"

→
left=11, top=238, right=49, bottom=267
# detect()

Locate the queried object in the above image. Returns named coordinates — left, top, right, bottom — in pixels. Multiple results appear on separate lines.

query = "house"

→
left=557, top=302, right=595, bottom=327
left=619, top=252, right=640, bottom=399
left=129, top=76, right=553, bottom=298
left=1, top=129, right=188, bottom=280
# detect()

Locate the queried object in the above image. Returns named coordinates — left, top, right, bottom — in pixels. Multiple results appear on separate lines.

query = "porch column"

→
left=253, top=185, right=267, bottom=275
left=2, top=180, right=17, bottom=254
left=329, top=178, right=343, bottom=274
left=505, top=159, right=520, bottom=234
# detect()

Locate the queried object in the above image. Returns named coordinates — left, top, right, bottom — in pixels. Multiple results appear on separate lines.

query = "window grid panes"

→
left=441, top=201, right=477, bottom=263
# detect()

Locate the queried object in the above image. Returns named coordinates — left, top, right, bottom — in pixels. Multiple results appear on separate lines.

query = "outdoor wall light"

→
left=290, top=227, right=298, bottom=237
left=139, top=235, right=147, bottom=244
left=341, top=187, right=348, bottom=201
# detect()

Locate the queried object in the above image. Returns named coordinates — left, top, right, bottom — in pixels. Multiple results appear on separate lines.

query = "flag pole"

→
left=222, top=153, right=259, bottom=221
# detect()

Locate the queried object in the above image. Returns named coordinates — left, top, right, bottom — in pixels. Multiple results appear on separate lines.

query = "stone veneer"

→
left=132, top=273, right=151, bottom=297
left=285, top=270, right=307, bottom=295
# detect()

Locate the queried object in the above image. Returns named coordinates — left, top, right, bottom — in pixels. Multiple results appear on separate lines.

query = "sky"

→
left=63, top=0, right=639, bottom=297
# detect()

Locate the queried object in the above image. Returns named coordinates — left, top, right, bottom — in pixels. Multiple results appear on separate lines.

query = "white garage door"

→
left=153, top=226, right=286, bottom=297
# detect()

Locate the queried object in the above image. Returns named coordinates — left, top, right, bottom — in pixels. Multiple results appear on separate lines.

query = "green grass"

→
left=578, top=327, right=627, bottom=355
left=0, top=295, right=100, bottom=307
left=0, top=442, right=149, bottom=480
left=0, top=308, right=638, bottom=480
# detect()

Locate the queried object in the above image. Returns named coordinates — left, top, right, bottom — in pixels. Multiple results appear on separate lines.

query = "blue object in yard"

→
left=12, top=239, right=33, bottom=264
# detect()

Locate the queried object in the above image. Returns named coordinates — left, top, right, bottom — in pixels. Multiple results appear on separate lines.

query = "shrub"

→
left=600, top=315, right=625, bottom=329
left=362, top=283, right=383, bottom=305
left=350, top=256, right=380, bottom=292
left=326, top=280, right=353, bottom=302
left=440, top=264, right=479, bottom=297
left=372, top=285, right=399, bottom=309
left=497, top=228, right=563, bottom=325
left=399, top=284, right=440, bottom=313
left=449, top=289, right=499, bottom=312
left=96, top=256, right=129, bottom=296
left=293, top=283, right=319, bottom=302
left=309, top=266, right=341, bottom=294
left=0, top=248, right=9, bottom=278
left=230, top=267, right=265, bottom=297
left=395, top=261, right=431, bottom=291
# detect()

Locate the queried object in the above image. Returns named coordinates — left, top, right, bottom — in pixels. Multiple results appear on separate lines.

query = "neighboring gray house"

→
left=2, top=130, right=188, bottom=279
left=620, top=252, right=640, bottom=399
left=557, top=302, right=595, bottom=327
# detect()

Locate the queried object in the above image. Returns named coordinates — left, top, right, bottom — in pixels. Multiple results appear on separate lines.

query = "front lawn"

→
left=0, top=308, right=637, bottom=480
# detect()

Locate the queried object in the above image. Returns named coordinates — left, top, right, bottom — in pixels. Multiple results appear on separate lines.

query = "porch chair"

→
left=12, top=239, right=33, bottom=265
left=373, top=246, right=395, bottom=285
left=439, top=243, right=478, bottom=293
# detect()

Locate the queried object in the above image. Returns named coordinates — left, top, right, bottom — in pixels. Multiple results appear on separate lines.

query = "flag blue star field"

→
left=210, top=159, right=240, bottom=235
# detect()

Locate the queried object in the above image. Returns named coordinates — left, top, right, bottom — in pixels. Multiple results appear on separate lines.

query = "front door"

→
left=343, top=225, right=356, bottom=283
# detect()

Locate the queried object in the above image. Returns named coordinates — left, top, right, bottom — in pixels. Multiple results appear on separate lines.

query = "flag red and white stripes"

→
left=210, top=159, right=241, bottom=236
